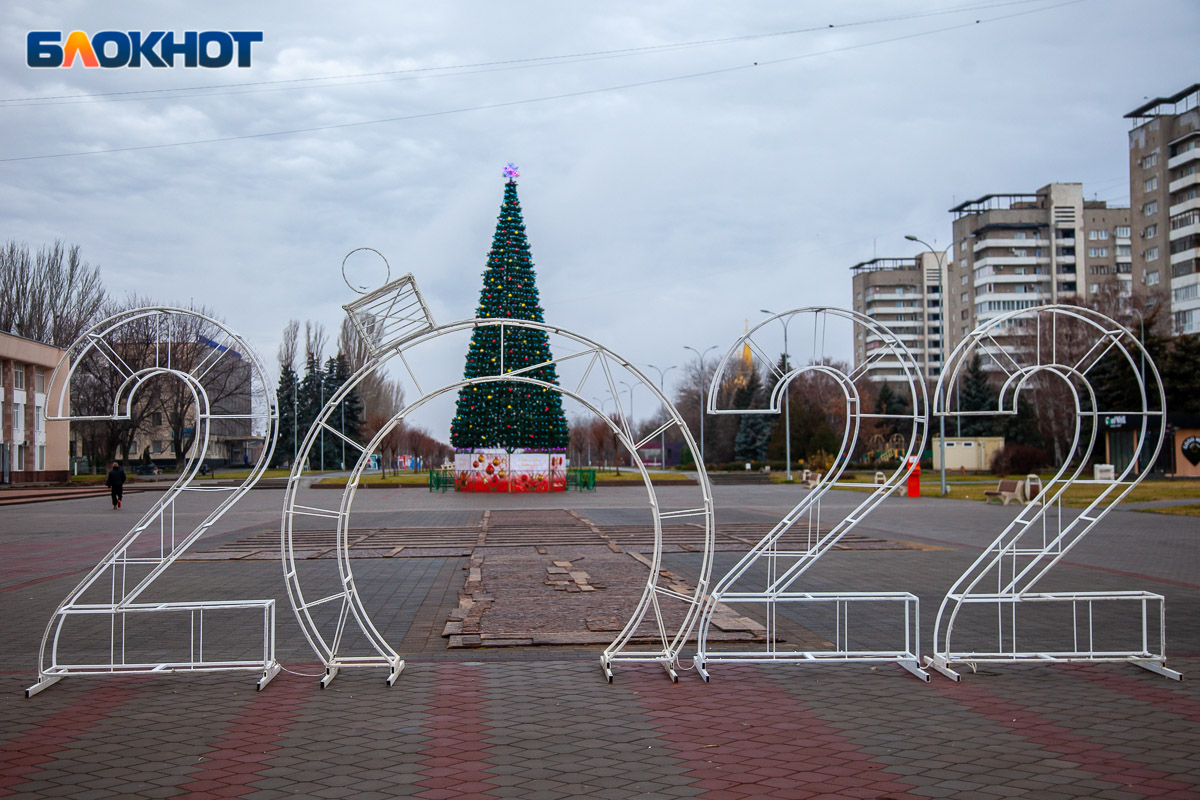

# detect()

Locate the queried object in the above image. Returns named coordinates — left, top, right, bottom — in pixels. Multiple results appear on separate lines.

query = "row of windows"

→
left=8, top=365, right=47, bottom=393
left=1142, top=152, right=1159, bottom=169
left=6, top=403, right=45, bottom=431
left=9, top=444, right=47, bottom=472
left=1170, top=138, right=1199, bottom=159
left=974, top=299, right=1040, bottom=314
left=1171, top=210, right=1200, bottom=231
left=1174, top=283, right=1199, bottom=303
left=1088, top=247, right=1108, bottom=258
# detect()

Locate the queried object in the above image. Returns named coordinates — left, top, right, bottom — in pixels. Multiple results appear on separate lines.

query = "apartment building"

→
left=0, top=331, right=70, bottom=483
left=1126, top=84, right=1200, bottom=335
left=850, top=252, right=945, bottom=381
left=944, top=183, right=1131, bottom=355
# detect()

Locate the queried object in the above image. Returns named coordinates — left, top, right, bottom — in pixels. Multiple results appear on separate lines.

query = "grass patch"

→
left=319, top=473, right=429, bottom=486
left=1138, top=504, right=1200, bottom=516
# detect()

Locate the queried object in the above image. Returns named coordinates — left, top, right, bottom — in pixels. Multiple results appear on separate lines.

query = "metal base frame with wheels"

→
left=928, top=305, right=1182, bottom=681
left=282, top=266, right=714, bottom=687
left=694, top=308, right=930, bottom=682
left=28, top=308, right=280, bottom=696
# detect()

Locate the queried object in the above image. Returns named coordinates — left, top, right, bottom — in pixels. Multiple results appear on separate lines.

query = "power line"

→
left=0, top=0, right=1062, bottom=108
left=0, top=0, right=1085, bottom=164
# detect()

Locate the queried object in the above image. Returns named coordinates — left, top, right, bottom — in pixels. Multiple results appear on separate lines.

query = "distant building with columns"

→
left=0, top=331, right=70, bottom=483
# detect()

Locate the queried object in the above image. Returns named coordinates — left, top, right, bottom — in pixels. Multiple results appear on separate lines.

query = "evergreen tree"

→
left=875, top=380, right=909, bottom=437
left=320, top=355, right=364, bottom=469
left=450, top=170, right=570, bottom=452
left=298, top=351, right=324, bottom=470
left=957, top=354, right=997, bottom=436
left=734, top=368, right=774, bottom=461
left=271, top=362, right=298, bottom=468
left=1163, top=333, right=1200, bottom=414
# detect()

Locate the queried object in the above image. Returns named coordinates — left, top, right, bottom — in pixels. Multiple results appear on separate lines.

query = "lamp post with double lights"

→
left=760, top=308, right=794, bottom=482
left=646, top=363, right=677, bottom=468
left=905, top=235, right=951, bottom=497
left=683, top=345, right=718, bottom=468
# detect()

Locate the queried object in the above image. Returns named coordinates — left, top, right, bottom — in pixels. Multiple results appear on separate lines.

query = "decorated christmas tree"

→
left=450, top=165, right=570, bottom=462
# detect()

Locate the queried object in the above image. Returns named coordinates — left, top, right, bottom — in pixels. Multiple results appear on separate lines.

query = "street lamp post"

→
left=593, top=396, right=614, bottom=468
left=761, top=309, right=794, bottom=482
left=683, top=345, right=718, bottom=468
left=906, top=235, right=951, bottom=497
left=619, top=380, right=640, bottom=470
left=647, top=363, right=678, bottom=468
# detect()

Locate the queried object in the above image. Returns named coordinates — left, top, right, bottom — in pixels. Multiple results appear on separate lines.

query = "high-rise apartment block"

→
left=1126, top=84, right=1200, bottom=335
left=850, top=252, right=945, bottom=381
left=944, top=183, right=1131, bottom=354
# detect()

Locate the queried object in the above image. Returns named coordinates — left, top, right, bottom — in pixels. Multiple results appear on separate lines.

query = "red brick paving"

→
left=0, top=685, right=135, bottom=797
left=414, top=665, right=500, bottom=799
left=172, top=673, right=308, bottom=799
left=945, top=679, right=1193, bottom=797
left=634, top=667, right=921, bottom=799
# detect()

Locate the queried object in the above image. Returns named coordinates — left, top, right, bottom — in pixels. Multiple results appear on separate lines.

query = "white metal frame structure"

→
left=694, top=307, right=929, bottom=681
left=927, top=304, right=1179, bottom=681
left=28, top=308, right=280, bottom=697
left=281, top=272, right=714, bottom=686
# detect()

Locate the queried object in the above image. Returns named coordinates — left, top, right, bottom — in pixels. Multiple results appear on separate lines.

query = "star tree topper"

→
left=503, top=163, right=520, bottom=182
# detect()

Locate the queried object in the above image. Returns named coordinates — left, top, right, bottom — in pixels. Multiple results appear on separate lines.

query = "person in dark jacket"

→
left=105, top=462, right=126, bottom=509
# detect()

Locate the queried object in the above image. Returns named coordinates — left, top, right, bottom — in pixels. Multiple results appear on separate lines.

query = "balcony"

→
left=973, top=255, right=1049, bottom=270
left=1168, top=145, right=1200, bottom=170
left=973, top=237, right=1048, bottom=252
left=1169, top=171, right=1200, bottom=195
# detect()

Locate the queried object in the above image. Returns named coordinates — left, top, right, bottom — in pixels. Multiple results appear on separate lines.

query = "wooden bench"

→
left=984, top=479, right=1023, bottom=505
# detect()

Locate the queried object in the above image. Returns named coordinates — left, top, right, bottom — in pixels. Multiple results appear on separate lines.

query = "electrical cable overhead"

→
left=0, top=0, right=1067, bottom=108
left=0, top=0, right=1086, bottom=164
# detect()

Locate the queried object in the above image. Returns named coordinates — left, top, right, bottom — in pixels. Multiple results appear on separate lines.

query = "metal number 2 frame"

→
left=927, top=304, right=1180, bottom=681
left=694, top=307, right=930, bottom=681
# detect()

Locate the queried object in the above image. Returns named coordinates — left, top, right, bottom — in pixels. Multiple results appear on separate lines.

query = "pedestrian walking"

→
left=105, top=461, right=126, bottom=510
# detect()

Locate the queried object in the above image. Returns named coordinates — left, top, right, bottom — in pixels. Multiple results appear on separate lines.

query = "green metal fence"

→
left=428, top=468, right=454, bottom=492
left=566, top=467, right=596, bottom=491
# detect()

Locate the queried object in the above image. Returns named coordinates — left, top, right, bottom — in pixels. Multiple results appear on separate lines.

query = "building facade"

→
left=945, top=183, right=1131, bottom=355
left=1126, top=84, right=1200, bottom=335
left=0, top=332, right=70, bottom=483
left=850, top=252, right=945, bottom=381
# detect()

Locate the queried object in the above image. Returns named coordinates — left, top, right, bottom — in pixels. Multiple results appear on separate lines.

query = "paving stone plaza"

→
left=1, top=483, right=1198, bottom=799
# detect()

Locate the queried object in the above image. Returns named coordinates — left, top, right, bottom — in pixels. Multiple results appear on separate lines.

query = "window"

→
left=37, top=445, right=45, bottom=471
left=1014, top=231, right=1027, bottom=240
left=1147, top=271, right=1160, bottom=286
left=960, top=292, right=969, bottom=302
left=34, top=406, right=42, bottom=431
left=1117, top=244, right=1132, bottom=256
left=1144, top=201, right=1158, bottom=216
left=152, top=412, right=163, bottom=427
left=1170, top=138, right=1199, bottom=158
left=12, top=403, right=22, bottom=430
left=13, top=366, right=24, bottom=390
left=962, top=441, right=974, bottom=448
left=1088, top=248, right=1108, bottom=258
left=1088, top=230, right=1098, bottom=240
left=15, top=445, right=24, bottom=472
left=1097, top=230, right=1108, bottom=240
left=1144, top=246, right=1159, bottom=261
left=34, top=369, right=45, bottom=393
left=1116, top=226, right=1131, bottom=238
left=1174, top=284, right=1199, bottom=302
left=961, top=274, right=968, bottom=285
left=1142, top=152, right=1158, bottom=168
left=1145, top=176, right=1159, bottom=193
left=1145, top=223, right=1158, bottom=239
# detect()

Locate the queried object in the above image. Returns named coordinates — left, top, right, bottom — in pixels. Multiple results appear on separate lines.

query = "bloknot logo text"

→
left=27, top=30, right=263, bottom=68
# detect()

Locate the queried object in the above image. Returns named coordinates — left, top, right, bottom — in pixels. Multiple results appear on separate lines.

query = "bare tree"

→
left=0, top=239, right=106, bottom=346
left=278, top=319, right=300, bottom=373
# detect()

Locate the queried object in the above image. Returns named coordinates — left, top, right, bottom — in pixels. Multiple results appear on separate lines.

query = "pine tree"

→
left=450, top=171, right=570, bottom=452
left=298, top=351, right=324, bottom=470
left=734, top=368, right=774, bottom=462
left=958, top=354, right=997, bottom=436
left=271, top=363, right=298, bottom=468
left=320, top=355, right=364, bottom=469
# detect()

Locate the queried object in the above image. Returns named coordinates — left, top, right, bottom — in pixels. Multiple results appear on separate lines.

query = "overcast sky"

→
left=2, top=1, right=1196, bottom=439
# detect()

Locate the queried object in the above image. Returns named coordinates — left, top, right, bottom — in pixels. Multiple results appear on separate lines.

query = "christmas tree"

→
left=450, top=165, right=570, bottom=453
